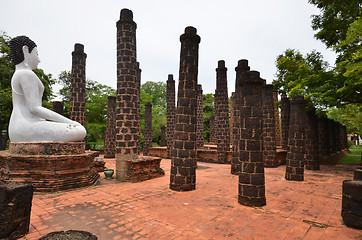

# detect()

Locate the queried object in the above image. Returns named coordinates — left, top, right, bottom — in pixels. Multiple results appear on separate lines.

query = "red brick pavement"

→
left=24, top=157, right=361, bottom=240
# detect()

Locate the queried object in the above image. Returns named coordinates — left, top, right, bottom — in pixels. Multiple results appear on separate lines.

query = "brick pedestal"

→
left=52, top=101, right=64, bottom=116
left=231, top=60, right=250, bottom=175
left=166, top=74, right=176, bottom=158
left=262, top=84, right=277, bottom=168
left=237, top=70, right=266, bottom=207
left=126, top=156, right=165, bottom=182
left=280, top=93, right=290, bottom=151
left=215, top=60, right=230, bottom=163
left=285, top=96, right=306, bottom=181
left=104, top=96, right=116, bottom=158
left=170, top=27, right=200, bottom=192
left=70, top=43, right=87, bottom=126
left=116, top=9, right=140, bottom=181
left=0, top=142, right=99, bottom=192
left=196, top=84, right=204, bottom=148
left=305, top=108, right=320, bottom=170
left=143, top=102, right=152, bottom=156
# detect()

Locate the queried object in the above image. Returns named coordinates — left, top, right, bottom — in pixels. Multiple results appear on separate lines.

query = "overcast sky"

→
left=1, top=0, right=337, bottom=98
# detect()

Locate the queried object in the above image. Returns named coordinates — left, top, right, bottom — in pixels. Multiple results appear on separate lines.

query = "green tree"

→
left=327, top=104, right=362, bottom=136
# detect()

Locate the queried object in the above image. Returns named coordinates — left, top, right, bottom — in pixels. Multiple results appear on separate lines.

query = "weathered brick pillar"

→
left=104, top=96, right=116, bottom=158
left=196, top=84, right=204, bottom=148
left=230, top=92, right=235, bottom=145
left=143, top=102, right=152, bottom=156
left=318, top=116, right=331, bottom=163
left=285, top=96, right=306, bottom=181
left=160, top=125, right=166, bottom=147
left=238, top=70, right=266, bottom=207
left=231, top=60, right=250, bottom=175
left=209, top=116, right=217, bottom=143
left=136, top=62, right=141, bottom=152
left=166, top=74, right=176, bottom=158
left=115, top=9, right=139, bottom=181
left=70, top=43, right=87, bottom=126
left=342, top=125, right=348, bottom=150
left=170, top=26, right=200, bottom=192
left=214, top=60, right=230, bottom=163
left=52, top=101, right=64, bottom=115
left=262, top=84, right=277, bottom=168
left=305, top=108, right=320, bottom=170
left=336, top=122, right=342, bottom=152
left=273, top=91, right=281, bottom=146
left=280, top=93, right=290, bottom=151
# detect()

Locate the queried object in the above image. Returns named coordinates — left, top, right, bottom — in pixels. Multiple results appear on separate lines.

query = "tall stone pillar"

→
left=305, top=108, right=320, bottom=170
left=160, top=125, right=167, bottom=147
left=70, top=43, right=87, bottom=126
left=285, top=96, right=306, bottom=181
left=166, top=74, right=176, bottom=158
left=280, top=93, right=290, bottom=151
left=170, top=26, right=200, bottom=192
left=136, top=62, right=141, bottom=152
left=104, top=96, right=116, bottom=158
left=318, top=116, right=331, bottom=163
left=231, top=60, right=250, bottom=175
left=209, top=116, right=217, bottom=144
left=215, top=60, right=230, bottom=163
left=143, top=102, right=152, bottom=156
left=115, top=9, right=139, bottom=181
left=196, top=84, right=204, bottom=148
left=238, top=70, right=266, bottom=207
left=273, top=91, right=281, bottom=146
left=342, top=125, right=348, bottom=150
left=230, top=92, right=235, bottom=145
left=52, top=101, right=64, bottom=116
left=262, top=84, right=277, bottom=168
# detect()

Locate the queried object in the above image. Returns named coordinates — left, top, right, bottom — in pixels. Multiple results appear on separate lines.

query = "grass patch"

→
left=338, top=145, right=362, bottom=164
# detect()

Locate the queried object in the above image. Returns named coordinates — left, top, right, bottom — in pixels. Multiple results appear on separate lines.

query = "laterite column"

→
left=52, top=101, right=64, bottom=116
left=116, top=9, right=139, bottom=181
left=318, top=116, right=330, bottom=163
left=231, top=60, right=250, bottom=175
left=136, top=62, right=141, bottom=152
left=262, top=84, right=277, bottom=168
left=196, top=84, right=204, bottom=148
left=170, top=26, right=200, bottom=192
left=285, top=96, right=306, bottom=181
left=238, top=70, right=266, bottom=207
left=160, top=125, right=166, bottom=147
left=143, top=102, right=152, bottom=156
left=305, top=108, right=320, bottom=170
left=70, top=43, right=87, bottom=126
left=209, top=116, right=217, bottom=144
left=280, top=93, right=290, bottom=151
left=104, top=96, right=116, bottom=158
left=215, top=60, right=230, bottom=163
left=166, top=74, right=176, bottom=158
left=273, top=91, right=281, bottom=146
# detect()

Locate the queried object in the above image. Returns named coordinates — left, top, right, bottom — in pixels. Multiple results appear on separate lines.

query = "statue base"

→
left=0, top=142, right=100, bottom=192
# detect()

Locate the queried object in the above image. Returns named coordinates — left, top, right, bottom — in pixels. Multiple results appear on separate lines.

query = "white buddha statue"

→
left=8, top=36, right=86, bottom=142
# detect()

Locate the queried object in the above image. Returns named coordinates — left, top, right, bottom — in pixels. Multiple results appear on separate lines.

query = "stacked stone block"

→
left=215, top=60, right=230, bottom=163
left=273, top=91, right=281, bottom=146
left=52, top=101, right=64, bottom=115
left=262, top=84, right=277, bottom=168
left=116, top=9, right=139, bottom=181
left=143, top=102, right=152, bottom=156
left=285, top=96, right=306, bottom=181
left=305, top=108, right=320, bottom=170
left=196, top=84, right=204, bottom=148
left=104, top=96, right=116, bottom=158
left=170, top=26, right=200, bottom=192
left=231, top=60, right=250, bottom=175
left=280, top=93, right=290, bottom=151
left=166, top=74, right=176, bottom=158
left=70, top=43, right=87, bottom=126
left=238, top=70, right=266, bottom=207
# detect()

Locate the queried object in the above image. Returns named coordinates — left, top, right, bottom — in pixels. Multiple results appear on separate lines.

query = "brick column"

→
left=231, top=60, right=250, bottom=175
left=196, top=84, right=204, bottom=148
left=262, top=84, right=277, bottom=168
left=280, top=93, right=290, bottom=151
left=136, top=62, right=141, bottom=152
left=238, top=70, right=266, bottom=207
left=104, top=96, right=116, bottom=158
left=215, top=60, right=230, bottom=163
left=52, top=101, right=64, bottom=116
left=273, top=91, right=281, bottom=146
left=143, top=102, right=152, bottom=156
left=70, top=43, right=87, bottom=126
left=230, top=92, right=235, bottom=146
left=209, top=116, right=217, bottom=144
left=115, top=9, right=139, bottom=181
left=335, top=122, right=342, bottom=152
left=170, top=26, right=200, bottom=192
left=318, top=116, right=331, bottom=163
left=166, top=74, right=176, bottom=158
left=305, top=108, right=320, bottom=170
left=285, top=96, right=306, bottom=181
left=160, top=125, right=166, bottom=147
left=342, top=125, right=348, bottom=150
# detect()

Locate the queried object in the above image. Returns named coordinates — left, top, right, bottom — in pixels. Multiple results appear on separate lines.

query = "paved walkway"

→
left=26, top=157, right=361, bottom=240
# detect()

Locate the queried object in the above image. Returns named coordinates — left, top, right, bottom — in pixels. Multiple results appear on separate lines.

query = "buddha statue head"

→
left=9, top=36, right=37, bottom=66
